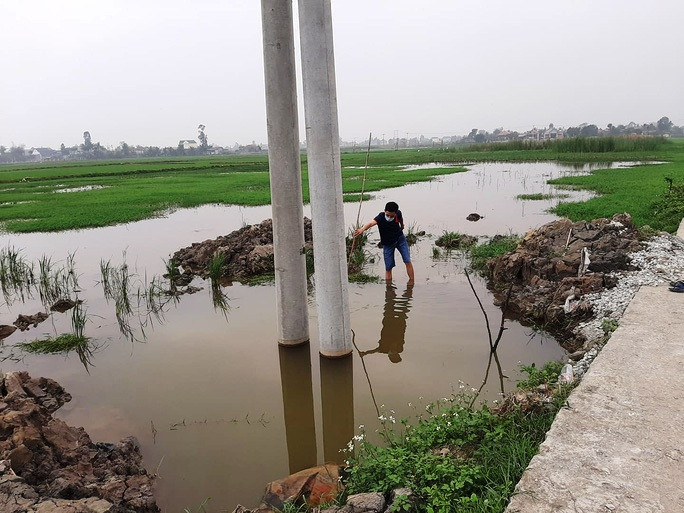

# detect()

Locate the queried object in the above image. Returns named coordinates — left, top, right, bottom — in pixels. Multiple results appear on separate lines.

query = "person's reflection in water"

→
left=360, top=282, right=413, bottom=363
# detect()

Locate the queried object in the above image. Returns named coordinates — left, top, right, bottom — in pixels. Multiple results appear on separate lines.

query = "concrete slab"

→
left=505, top=285, right=684, bottom=513
left=677, top=217, right=684, bottom=239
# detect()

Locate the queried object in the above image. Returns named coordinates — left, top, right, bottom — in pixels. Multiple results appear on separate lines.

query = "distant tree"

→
left=83, top=131, right=93, bottom=151
left=198, top=124, right=208, bottom=151
left=579, top=124, right=599, bottom=137
left=9, top=145, right=25, bottom=162
left=474, top=131, right=486, bottom=143
left=566, top=126, right=580, bottom=137
left=657, top=116, right=673, bottom=134
left=60, top=143, right=68, bottom=155
left=0, top=145, right=5, bottom=155
left=119, top=142, right=131, bottom=157
left=467, top=128, right=478, bottom=140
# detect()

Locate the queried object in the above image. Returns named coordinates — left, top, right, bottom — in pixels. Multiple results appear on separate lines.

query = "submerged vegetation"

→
left=342, top=361, right=574, bottom=513
left=515, top=192, right=570, bottom=201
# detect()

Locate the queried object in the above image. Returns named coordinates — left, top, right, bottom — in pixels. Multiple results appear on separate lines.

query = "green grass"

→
left=549, top=139, right=684, bottom=232
left=435, top=231, right=477, bottom=249
left=0, top=155, right=466, bottom=233
left=343, top=361, right=573, bottom=513
left=2, top=137, right=681, bottom=233
left=19, top=333, right=89, bottom=354
left=469, top=235, right=522, bottom=274
left=515, top=193, right=570, bottom=201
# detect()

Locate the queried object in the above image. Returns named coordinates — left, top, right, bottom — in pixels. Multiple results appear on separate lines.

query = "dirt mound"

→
left=173, top=218, right=313, bottom=282
left=487, top=213, right=642, bottom=350
left=0, top=371, right=159, bottom=512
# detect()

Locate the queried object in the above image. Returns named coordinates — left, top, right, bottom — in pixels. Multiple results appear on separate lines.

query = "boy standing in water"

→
left=354, top=201, right=415, bottom=283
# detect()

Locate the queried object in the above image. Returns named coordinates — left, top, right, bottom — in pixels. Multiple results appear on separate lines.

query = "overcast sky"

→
left=1, top=0, right=683, bottom=149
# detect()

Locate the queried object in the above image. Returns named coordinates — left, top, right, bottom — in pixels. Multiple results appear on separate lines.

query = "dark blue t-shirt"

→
left=374, top=210, right=404, bottom=246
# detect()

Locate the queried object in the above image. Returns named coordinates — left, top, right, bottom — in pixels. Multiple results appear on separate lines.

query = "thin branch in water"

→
left=464, top=269, right=493, bottom=349
left=351, top=328, right=380, bottom=419
left=348, top=132, right=373, bottom=263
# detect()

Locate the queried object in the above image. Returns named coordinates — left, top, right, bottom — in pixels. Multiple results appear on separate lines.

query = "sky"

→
left=1, top=0, right=683, bottom=149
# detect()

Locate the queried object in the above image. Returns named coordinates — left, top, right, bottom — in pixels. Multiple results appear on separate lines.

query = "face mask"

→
left=385, top=215, right=393, bottom=222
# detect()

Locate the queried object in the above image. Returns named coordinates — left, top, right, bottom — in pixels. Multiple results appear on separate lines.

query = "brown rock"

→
left=13, top=312, right=50, bottom=331
left=174, top=218, right=313, bottom=282
left=487, top=214, right=641, bottom=350
left=0, top=325, right=17, bottom=340
left=0, top=372, right=159, bottom=512
left=261, top=464, right=342, bottom=510
left=50, top=299, right=80, bottom=313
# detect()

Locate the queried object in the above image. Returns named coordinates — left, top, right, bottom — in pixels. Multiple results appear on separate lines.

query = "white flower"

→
left=436, top=426, right=440, bottom=431
left=378, top=415, right=387, bottom=421
left=447, top=421, right=451, bottom=426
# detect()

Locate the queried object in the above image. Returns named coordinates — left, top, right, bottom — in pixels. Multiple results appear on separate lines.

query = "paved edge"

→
left=504, top=285, right=684, bottom=513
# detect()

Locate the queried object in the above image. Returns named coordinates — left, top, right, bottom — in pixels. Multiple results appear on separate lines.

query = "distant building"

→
left=178, top=140, right=198, bottom=150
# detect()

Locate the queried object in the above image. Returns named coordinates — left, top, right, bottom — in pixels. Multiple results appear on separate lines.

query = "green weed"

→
left=468, top=235, right=521, bottom=275
left=515, top=193, right=570, bottom=201
left=435, top=231, right=477, bottom=249
left=343, top=361, right=573, bottom=513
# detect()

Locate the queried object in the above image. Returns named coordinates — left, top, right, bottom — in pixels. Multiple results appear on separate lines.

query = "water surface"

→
left=0, top=162, right=619, bottom=511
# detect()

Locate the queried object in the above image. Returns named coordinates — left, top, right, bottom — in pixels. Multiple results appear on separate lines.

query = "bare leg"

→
left=385, top=270, right=393, bottom=283
left=405, top=262, right=415, bottom=283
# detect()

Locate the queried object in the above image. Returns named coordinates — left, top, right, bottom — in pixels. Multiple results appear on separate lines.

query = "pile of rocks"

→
left=570, top=232, right=684, bottom=377
left=487, top=213, right=642, bottom=351
left=0, top=371, right=159, bottom=513
left=174, top=218, right=313, bottom=282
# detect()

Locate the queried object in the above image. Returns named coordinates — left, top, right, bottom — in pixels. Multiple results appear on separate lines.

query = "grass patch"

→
left=19, top=333, right=89, bottom=354
left=516, top=193, right=570, bottom=201
left=245, top=273, right=276, bottom=286
left=343, top=361, right=573, bottom=512
left=435, top=231, right=477, bottom=249
left=469, top=235, right=521, bottom=275
left=348, top=272, right=382, bottom=284
left=2, top=137, right=680, bottom=233
left=0, top=155, right=466, bottom=233
left=549, top=139, right=684, bottom=232
left=466, top=136, right=670, bottom=154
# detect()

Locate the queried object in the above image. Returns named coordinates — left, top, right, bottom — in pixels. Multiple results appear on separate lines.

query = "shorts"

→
left=383, top=234, right=411, bottom=271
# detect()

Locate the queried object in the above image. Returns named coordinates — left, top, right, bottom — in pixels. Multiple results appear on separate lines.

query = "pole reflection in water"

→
left=278, top=344, right=317, bottom=474
left=360, top=282, right=413, bottom=363
left=320, top=355, right=354, bottom=464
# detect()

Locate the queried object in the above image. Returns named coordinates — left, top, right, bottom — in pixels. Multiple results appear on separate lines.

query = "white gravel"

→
left=572, top=233, right=684, bottom=377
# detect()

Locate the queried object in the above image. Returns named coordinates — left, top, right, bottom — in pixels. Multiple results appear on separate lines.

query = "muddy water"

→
left=0, top=162, right=621, bottom=511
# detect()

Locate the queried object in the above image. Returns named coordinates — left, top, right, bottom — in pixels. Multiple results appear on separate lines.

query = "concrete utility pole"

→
left=298, top=0, right=352, bottom=357
left=261, top=0, right=309, bottom=345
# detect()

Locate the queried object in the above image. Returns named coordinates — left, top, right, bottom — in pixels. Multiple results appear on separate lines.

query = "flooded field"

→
left=0, top=162, right=625, bottom=511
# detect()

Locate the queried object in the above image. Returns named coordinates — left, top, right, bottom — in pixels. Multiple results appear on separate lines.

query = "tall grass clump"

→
left=346, top=228, right=380, bottom=283
left=435, top=231, right=477, bottom=250
left=0, top=246, right=35, bottom=304
left=465, top=136, right=670, bottom=154
left=649, top=183, right=684, bottom=234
